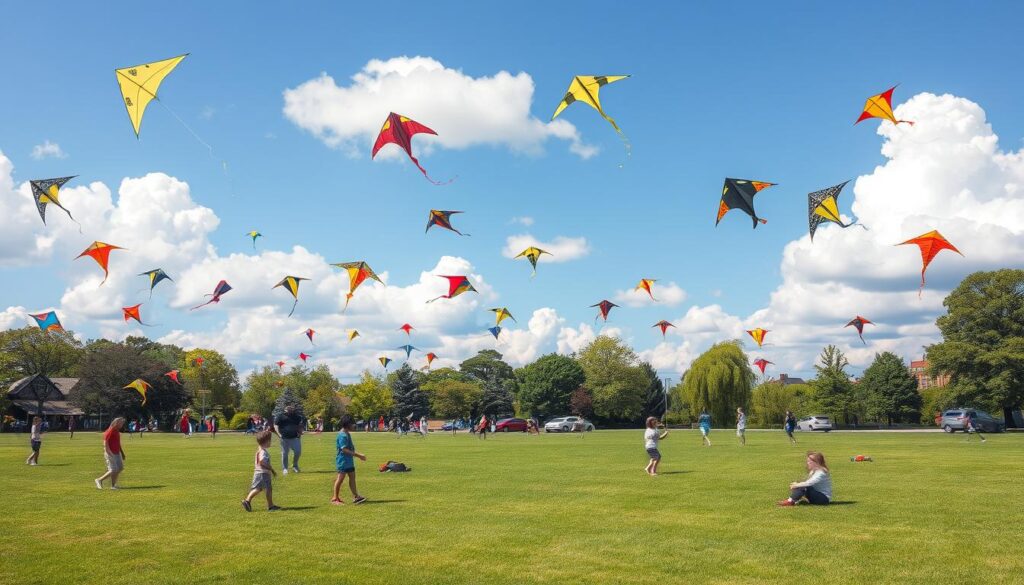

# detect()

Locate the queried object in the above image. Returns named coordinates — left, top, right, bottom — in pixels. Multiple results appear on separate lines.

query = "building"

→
left=5, top=374, right=89, bottom=430
left=909, top=359, right=949, bottom=390
left=777, top=373, right=807, bottom=386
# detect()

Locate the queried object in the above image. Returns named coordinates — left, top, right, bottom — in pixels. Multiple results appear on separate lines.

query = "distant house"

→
left=777, top=373, right=806, bottom=386
left=5, top=374, right=92, bottom=430
left=909, top=359, right=949, bottom=390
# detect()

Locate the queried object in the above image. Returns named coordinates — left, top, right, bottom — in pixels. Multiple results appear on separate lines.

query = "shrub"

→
left=228, top=412, right=251, bottom=430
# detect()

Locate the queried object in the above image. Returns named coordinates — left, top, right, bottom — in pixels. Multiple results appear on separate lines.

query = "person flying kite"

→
left=30, top=311, right=64, bottom=332
left=427, top=275, right=477, bottom=303
left=653, top=320, right=675, bottom=338
left=856, top=86, right=913, bottom=126
left=514, top=247, right=551, bottom=278
left=898, top=230, right=962, bottom=295
left=397, top=345, right=419, bottom=360
left=808, top=181, right=864, bottom=241
left=490, top=308, right=516, bottom=326
left=165, top=370, right=182, bottom=384
left=426, top=210, right=469, bottom=236
left=75, top=242, right=123, bottom=285
left=273, top=276, right=308, bottom=317
left=379, top=356, right=393, bottom=369
left=753, top=358, right=773, bottom=375
left=123, top=379, right=152, bottom=406
left=115, top=54, right=188, bottom=137
left=716, top=178, right=775, bottom=228
left=139, top=268, right=173, bottom=298
left=246, top=231, right=262, bottom=249
left=372, top=112, right=449, bottom=184
left=635, top=279, right=658, bottom=301
left=591, top=300, right=619, bottom=323
left=30, top=176, right=79, bottom=229
left=123, top=304, right=156, bottom=327
left=190, top=280, right=232, bottom=310
left=845, top=316, right=874, bottom=345
left=304, top=328, right=316, bottom=345
left=399, top=323, right=414, bottom=336
left=747, top=328, right=769, bottom=348
left=332, top=261, right=383, bottom=311
left=552, top=75, right=631, bottom=159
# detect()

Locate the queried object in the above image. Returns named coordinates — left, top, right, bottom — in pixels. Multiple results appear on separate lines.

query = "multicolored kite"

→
left=424, top=352, right=437, bottom=369
left=488, top=326, right=502, bottom=340
left=304, top=328, right=316, bottom=345
left=139, top=268, right=173, bottom=298
left=75, top=241, right=123, bottom=285
left=427, top=275, right=477, bottom=303
left=123, top=379, right=152, bottom=406
left=30, top=177, right=79, bottom=227
left=552, top=75, right=631, bottom=157
left=115, top=54, right=188, bottom=137
left=635, top=279, right=657, bottom=301
left=514, top=247, right=551, bottom=278
left=898, top=230, right=962, bottom=295
left=426, top=210, right=469, bottom=236
left=348, top=330, right=360, bottom=342
left=747, top=328, right=769, bottom=348
left=845, top=316, right=874, bottom=345
left=372, top=112, right=448, bottom=184
left=399, top=323, right=414, bottom=336
left=716, top=179, right=774, bottom=228
left=752, top=358, right=773, bottom=374
left=653, top=320, right=675, bottom=338
left=30, top=311, right=64, bottom=332
left=332, top=261, right=383, bottom=311
left=490, top=307, right=516, bottom=326
left=165, top=370, right=182, bottom=384
left=247, top=231, right=262, bottom=249
left=808, top=181, right=863, bottom=241
left=856, top=86, right=913, bottom=126
left=591, top=300, right=619, bottom=323
left=397, top=345, right=419, bottom=360
left=299, top=352, right=311, bottom=363
left=190, top=280, right=232, bottom=310
left=379, top=356, right=393, bottom=369
left=273, top=276, right=308, bottom=317
left=123, top=303, right=155, bottom=327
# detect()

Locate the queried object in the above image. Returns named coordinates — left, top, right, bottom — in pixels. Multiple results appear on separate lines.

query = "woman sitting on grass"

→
left=778, top=451, right=831, bottom=506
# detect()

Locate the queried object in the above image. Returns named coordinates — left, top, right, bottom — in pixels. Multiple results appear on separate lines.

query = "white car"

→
left=796, top=416, right=833, bottom=432
left=543, top=416, right=595, bottom=433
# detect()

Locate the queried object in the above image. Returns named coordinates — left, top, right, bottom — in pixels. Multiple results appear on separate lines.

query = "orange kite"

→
left=898, top=230, right=962, bottom=295
left=856, top=86, right=913, bottom=126
left=75, top=241, right=123, bottom=285
left=747, top=328, right=769, bottom=348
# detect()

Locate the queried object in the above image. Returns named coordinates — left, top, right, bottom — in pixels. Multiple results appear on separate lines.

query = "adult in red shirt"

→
left=179, top=410, right=192, bottom=437
left=95, top=417, right=126, bottom=490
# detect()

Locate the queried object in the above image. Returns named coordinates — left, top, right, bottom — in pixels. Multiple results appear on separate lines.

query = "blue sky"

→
left=2, top=1, right=1024, bottom=380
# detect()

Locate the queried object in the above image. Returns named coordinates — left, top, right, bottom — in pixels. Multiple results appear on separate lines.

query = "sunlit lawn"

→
left=1, top=428, right=1021, bottom=584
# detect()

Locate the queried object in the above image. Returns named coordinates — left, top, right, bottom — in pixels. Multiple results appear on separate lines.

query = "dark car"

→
left=494, top=418, right=528, bottom=432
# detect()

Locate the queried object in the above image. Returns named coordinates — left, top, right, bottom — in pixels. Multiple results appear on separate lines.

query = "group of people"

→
left=693, top=408, right=799, bottom=448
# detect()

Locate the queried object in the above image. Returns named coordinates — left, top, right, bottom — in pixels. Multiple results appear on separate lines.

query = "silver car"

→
left=796, top=416, right=833, bottom=432
left=543, top=416, right=595, bottom=433
left=940, top=409, right=1004, bottom=433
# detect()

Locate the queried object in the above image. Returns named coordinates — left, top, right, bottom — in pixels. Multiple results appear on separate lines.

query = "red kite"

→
left=753, top=358, right=773, bottom=374
left=190, top=280, right=232, bottom=310
left=124, top=379, right=151, bottom=406
left=275, top=360, right=286, bottom=369
left=399, top=323, right=414, bottom=336
left=591, top=300, right=619, bottom=323
left=427, top=275, right=477, bottom=303
left=424, top=352, right=437, bottom=370
left=653, top=320, right=675, bottom=338
left=75, top=241, right=123, bottom=285
left=426, top=210, right=469, bottom=236
left=845, top=316, right=874, bottom=345
left=299, top=352, right=311, bottom=363
left=856, top=86, right=913, bottom=126
left=164, top=370, right=182, bottom=384
left=372, top=112, right=449, bottom=184
left=304, top=328, right=316, bottom=345
left=898, top=230, right=962, bottom=295
left=122, top=303, right=156, bottom=327
left=193, top=357, right=205, bottom=367
left=747, top=328, right=769, bottom=348
left=636, top=279, right=657, bottom=301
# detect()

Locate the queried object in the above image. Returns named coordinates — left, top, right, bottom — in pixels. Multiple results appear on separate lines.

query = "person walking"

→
left=698, top=409, right=712, bottom=447
left=26, top=416, right=43, bottom=465
left=963, top=412, right=986, bottom=443
left=241, top=430, right=279, bottom=512
left=275, top=404, right=304, bottom=473
left=784, top=411, right=798, bottom=446
left=736, top=407, right=747, bottom=446
left=644, top=417, right=669, bottom=476
left=331, top=415, right=367, bottom=505
left=68, top=415, right=76, bottom=439
left=95, top=418, right=126, bottom=490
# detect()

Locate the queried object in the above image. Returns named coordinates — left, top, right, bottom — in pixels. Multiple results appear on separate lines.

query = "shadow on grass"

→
left=116, top=485, right=166, bottom=490
left=276, top=506, right=317, bottom=511
left=658, top=471, right=690, bottom=475
left=358, top=499, right=407, bottom=505
left=40, top=463, right=72, bottom=467
left=827, top=501, right=857, bottom=506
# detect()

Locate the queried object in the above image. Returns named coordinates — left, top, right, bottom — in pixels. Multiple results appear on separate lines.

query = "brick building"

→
left=909, top=359, right=949, bottom=390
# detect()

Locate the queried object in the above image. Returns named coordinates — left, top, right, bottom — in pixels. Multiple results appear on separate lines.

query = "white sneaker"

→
left=110, top=485, right=120, bottom=490
left=95, top=479, right=103, bottom=490
left=292, top=467, right=300, bottom=473
left=282, top=468, right=288, bottom=475
left=30, top=462, right=37, bottom=466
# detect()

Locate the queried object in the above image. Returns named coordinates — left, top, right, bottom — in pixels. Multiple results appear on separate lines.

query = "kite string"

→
left=155, top=100, right=233, bottom=183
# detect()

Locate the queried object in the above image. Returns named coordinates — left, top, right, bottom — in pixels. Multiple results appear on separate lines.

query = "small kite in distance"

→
left=747, top=328, right=769, bottom=348
left=591, top=300, right=619, bottom=323
left=273, top=276, right=308, bottom=317
left=636, top=279, right=657, bottom=301
left=427, top=275, right=477, bottom=303
left=653, top=320, right=675, bottom=338
left=123, top=304, right=156, bottom=327
left=124, top=379, right=152, bottom=406
left=372, top=112, right=450, bottom=184
left=30, top=176, right=80, bottom=229
left=845, top=316, right=874, bottom=345
left=856, top=86, right=913, bottom=126
left=753, top=358, right=773, bottom=374
left=514, top=247, right=551, bottom=278
left=426, top=210, right=469, bottom=236
left=190, top=280, right=232, bottom=310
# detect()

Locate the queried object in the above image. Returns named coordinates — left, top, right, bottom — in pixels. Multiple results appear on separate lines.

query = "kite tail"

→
left=190, top=296, right=215, bottom=311
left=758, top=218, right=768, bottom=225
left=614, top=127, right=632, bottom=168
left=409, top=154, right=455, bottom=186
left=897, top=120, right=915, bottom=126
left=342, top=293, right=353, bottom=313
left=426, top=295, right=447, bottom=304
left=859, top=333, right=866, bottom=345
left=287, top=300, right=297, bottom=318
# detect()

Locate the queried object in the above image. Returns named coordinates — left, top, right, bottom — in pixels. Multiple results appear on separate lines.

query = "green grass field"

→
left=1, top=429, right=1021, bottom=584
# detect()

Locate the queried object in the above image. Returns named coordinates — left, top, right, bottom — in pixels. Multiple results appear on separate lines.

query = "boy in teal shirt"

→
left=332, top=415, right=367, bottom=505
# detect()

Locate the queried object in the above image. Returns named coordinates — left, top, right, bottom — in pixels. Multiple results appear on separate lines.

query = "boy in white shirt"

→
left=736, top=407, right=747, bottom=446
left=643, top=417, right=669, bottom=476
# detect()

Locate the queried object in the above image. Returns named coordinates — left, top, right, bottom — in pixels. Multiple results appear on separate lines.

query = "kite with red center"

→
left=122, top=303, right=156, bottom=327
left=653, top=320, right=675, bottom=338
left=75, top=241, right=123, bottom=285
left=165, top=370, right=182, bottom=384
left=753, top=358, right=773, bottom=374
left=856, top=86, right=913, bottom=126
left=591, top=300, right=619, bottom=323
left=426, top=210, right=469, bottom=236
left=424, top=353, right=437, bottom=370
left=190, top=280, right=232, bottom=310
left=372, top=112, right=449, bottom=184
left=399, top=323, right=414, bottom=336
left=898, top=230, right=962, bottom=296
left=427, top=275, right=477, bottom=303
left=304, top=328, right=316, bottom=345
left=276, top=360, right=286, bottom=369
left=747, top=328, right=769, bottom=348
left=124, top=379, right=152, bottom=406
left=332, top=261, right=383, bottom=312
left=845, top=316, right=874, bottom=345
left=635, top=279, right=658, bottom=301
left=299, top=352, right=311, bottom=363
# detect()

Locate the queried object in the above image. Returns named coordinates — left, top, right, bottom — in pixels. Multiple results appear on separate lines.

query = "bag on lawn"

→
left=379, top=460, right=411, bottom=472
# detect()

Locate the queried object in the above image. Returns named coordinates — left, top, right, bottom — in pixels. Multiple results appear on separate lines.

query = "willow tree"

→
left=683, top=341, right=753, bottom=426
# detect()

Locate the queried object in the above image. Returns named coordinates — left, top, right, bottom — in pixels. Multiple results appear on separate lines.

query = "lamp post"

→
left=663, top=377, right=672, bottom=420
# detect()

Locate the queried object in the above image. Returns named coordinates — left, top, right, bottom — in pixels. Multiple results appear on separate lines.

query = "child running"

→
left=26, top=416, right=42, bottom=466
left=332, top=415, right=367, bottom=505
left=778, top=451, right=832, bottom=506
left=644, top=417, right=669, bottom=476
left=95, top=417, right=126, bottom=489
left=784, top=410, right=798, bottom=445
left=698, top=409, right=712, bottom=447
left=242, top=430, right=279, bottom=512
left=736, top=407, right=747, bottom=446
left=963, top=412, right=986, bottom=443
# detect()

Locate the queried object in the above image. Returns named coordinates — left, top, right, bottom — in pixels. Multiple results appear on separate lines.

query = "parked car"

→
left=543, top=416, right=595, bottom=433
left=796, top=416, right=833, bottom=432
left=940, top=409, right=1005, bottom=433
left=494, top=418, right=528, bottom=432
left=441, top=420, right=469, bottom=431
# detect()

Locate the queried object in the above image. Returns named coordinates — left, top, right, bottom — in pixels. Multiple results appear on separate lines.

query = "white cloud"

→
left=200, top=106, right=216, bottom=120
left=31, top=140, right=67, bottom=160
left=509, top=216, right=534, bottom=227
left=613, top=281, right=687, bottom=308
left=502, top=234, right=590, bottom=263
left=283, top=56, right=596, bottom=159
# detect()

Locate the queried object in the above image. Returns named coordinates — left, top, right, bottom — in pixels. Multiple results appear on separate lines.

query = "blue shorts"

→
left=699, top=426, right=710, bottom=435
left=646, top=448, right=661, bottom=460
left=336, top=459, right=355, bottom=473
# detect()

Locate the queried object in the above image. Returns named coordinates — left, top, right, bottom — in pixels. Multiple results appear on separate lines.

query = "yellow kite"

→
left=514, top=247, right=551, bottom=278
left=273, top=276, right=308, bottom=317
left=347, top=330, right=360, bottom=342
left=115, top=54, right=188, bottom=137
left=635, top=279, right=657, bottom=301
left=746, top=328, right=769, bottom=348
left=490, top=307, right=517, bottom=326
left=856, top=86, right=913, bottom=126
left=124, top=379, right=152, bottom=406
left=552, top=75, right=631, bottom=157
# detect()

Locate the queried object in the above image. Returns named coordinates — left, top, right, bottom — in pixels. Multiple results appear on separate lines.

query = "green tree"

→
left=812, top=345, right=855, bottom=425
left=273, top=387, right=305, bottom=419
left=750, top=382, right=813, bottom=426
left=640, top=362, right=667, bottom=419
left=304, top=385, right=345, bottom=426
left=860, top=352, right=921, bottom=425
left=569, top=386, right=594, bottom=418
left=389, top=364, right=429, bottom=417
left=240, top=366, right=284, bottom=418
left=182, top=349, right=240, bottom=415
left=927, top=269, right=1024, bottom=426
left=478, top=372, right=515, bottom=416
left=577, top=336, right=649, bottom=422
left=345, top=372, right=395, bottom=421
left=516, top=353, right=585, bottom=416
left=423, top=378, right=483, bottom=420
left=682, top=341, right=753, bottom=426
left=460, top=350, right=515, bottom=386
left=0, top=327, right=83, bottom=391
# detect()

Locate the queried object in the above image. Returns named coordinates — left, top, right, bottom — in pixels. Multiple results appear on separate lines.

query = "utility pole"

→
left=663, top=377, right=672, bottom=419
